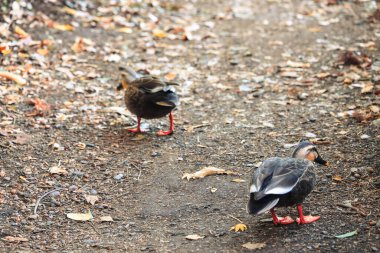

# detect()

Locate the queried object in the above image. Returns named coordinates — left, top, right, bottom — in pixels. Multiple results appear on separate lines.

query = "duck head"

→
left=292, top=141, right=329, bottom=166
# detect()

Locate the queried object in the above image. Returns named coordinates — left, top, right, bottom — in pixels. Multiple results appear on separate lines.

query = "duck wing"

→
left=250, top=158, right=310, bottom=200
left=132, top=77, right=179, bottom=107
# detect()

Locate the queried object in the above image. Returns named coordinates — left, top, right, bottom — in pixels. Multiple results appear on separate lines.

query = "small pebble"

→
left=376, top=220, right=380, bottom=228
left=114, top=174, right=124, bottom=180
left=90, top=189, right=97, bottom=195
left=305, top=132, right=317, bottom=138
left=360, top=134, right=370, bottom=139
left=69, top=185, right=78, bottom=192
left=50, top=191, right=60, bottom=197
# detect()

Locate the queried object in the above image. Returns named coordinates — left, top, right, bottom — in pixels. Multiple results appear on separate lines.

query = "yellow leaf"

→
left=332, top=175, right=343, bottom=181
left=182, top=167, right=239, bottom=180
left=117, top=27, right=133, bottom=33
left=242, top=242, right=266, bottom=250
left=14, top=26, right=30, bottom=38
left=37, top=48, right=49, bottom=56
left=63, top=6, right=77, bottom=15
left=185, top=234, right=204, bottom=240
left=53, top=22, right=74, bottom=31
left=153, top=29, right=167, bottom=38
left=67, top=211, right=93, bottom=221
left=230, top=223, right=247, bottom=232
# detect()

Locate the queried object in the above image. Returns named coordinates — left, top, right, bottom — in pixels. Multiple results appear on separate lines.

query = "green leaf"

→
left=335, top=230, right=357, bottom=238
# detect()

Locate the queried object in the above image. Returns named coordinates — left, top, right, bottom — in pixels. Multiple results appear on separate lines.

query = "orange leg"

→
left=270, top=208, right=294, bottom=225
left=296, top=204, right=320, bottom=224
left=128, top=117, right=144, bottom=133
left=157, top=112, right=174, bottom=136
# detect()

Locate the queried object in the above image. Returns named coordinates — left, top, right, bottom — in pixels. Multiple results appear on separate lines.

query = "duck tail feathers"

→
left=247, top=195, right=279, bottom=215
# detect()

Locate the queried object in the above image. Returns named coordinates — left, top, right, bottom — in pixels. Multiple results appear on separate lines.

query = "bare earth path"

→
left=0, top=0, right=379, bottom=252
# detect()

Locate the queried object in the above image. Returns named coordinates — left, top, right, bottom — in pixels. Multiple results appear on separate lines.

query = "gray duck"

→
left=247, top=141, right=329, bottom=225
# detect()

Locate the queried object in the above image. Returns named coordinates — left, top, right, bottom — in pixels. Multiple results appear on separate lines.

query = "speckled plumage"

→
left=124, top=76, right=179, bottom=119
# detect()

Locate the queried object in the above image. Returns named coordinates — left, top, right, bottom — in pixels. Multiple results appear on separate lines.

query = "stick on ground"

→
left=34, top=188, right=63, bottom=215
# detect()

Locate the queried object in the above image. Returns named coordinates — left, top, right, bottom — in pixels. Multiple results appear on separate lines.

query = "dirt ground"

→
left=0, top=0, right=379, bottom=252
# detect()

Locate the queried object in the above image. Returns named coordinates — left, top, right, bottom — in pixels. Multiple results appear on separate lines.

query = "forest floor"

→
left=0, top=0, right=379, bottom=252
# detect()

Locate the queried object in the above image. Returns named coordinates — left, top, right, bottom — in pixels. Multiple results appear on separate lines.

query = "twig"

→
left=89, top=221, right=101, bottom=235
left=136, top=169, right=142, bottom=181
left=337, top=203, right=368, bottom=217
left=228, top=214, right=243, bottom=223
left=34, top=188, right=63, bottom=215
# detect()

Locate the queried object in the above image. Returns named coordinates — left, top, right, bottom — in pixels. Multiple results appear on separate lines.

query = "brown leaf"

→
left=332, top=175, right=343, bottom=181
left=2, top=236, right=28, bottom=243
left=13, top=133, right=31, bottom=145
left=0, top=71, right=27, bottom=85
left=361, top=83, right=374, bottom=94
left=47, top=21, right=74, bottom=31
left=49, top=166, right=68, bottom=175
left=164, top=72, right=176, bottom=81
left=242, top=242, right=266, bottom=250
left=84, top=195, right=99, bottom=205
left=182, top=167, right=239, bottom=180
left=26, top=98, right=51, bottom=117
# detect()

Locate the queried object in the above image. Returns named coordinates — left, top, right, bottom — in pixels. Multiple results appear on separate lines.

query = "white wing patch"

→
left=250, top=184, right=258, bottom=193
left=256, top=198, right=279, bottom=215
left=264, top=185, right=296, bottom=195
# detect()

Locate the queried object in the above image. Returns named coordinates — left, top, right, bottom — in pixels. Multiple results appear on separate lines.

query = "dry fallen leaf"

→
left=13, top=133, right=32, bottom=145
left=231, top=178, right=246, bottom=183
left=49, top=166, right=68, bottom=175
left=71, top=37, right=94, bottom=53
left=26, top=98, right=51, bottom=117
left=185, top=234, right=204, bottom=240
left=361, top=83, right=374, bottom=94
left=332, top=175, right=343, bottom=181
left=210, top=187, right=217, bottom=193
left=48, top=21, right=74, bottom=31
left=0, top=71, right=27, bottom=85
left=2, top=236, right=28, bottom=243
left=153, top=29, right=167, bottom=38
left=164, top=72, right=176, bottom=81
left=182, top=167, right=239, bottom=180
left=14, top=25, right=30, bottom=38
left=85, top=195, right=99, bottom=205
left=117, top=27, right=133, bottom=33
left=230, top=223, right=248, bottom=232
left=67, top=211, right=93, bottom=221
left=100, top=216, right=114, bottom=222
left=242, top=242, right=266, bottom=250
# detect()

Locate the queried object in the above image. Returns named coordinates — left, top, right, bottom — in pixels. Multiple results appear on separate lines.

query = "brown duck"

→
left=117, top=67, right=179, bottom=136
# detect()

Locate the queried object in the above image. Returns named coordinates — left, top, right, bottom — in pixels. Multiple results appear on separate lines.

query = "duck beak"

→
left=315, top=156, right=329, bottom=166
